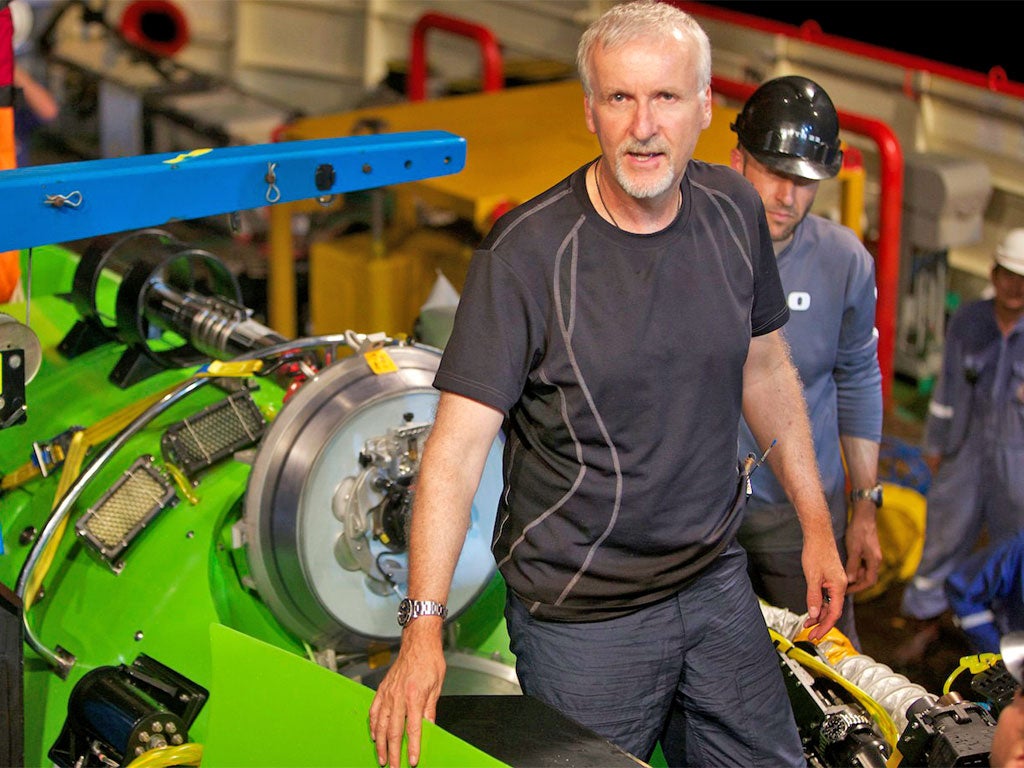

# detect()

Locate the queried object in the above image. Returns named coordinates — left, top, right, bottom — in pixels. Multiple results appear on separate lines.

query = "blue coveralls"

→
left=945, top=529, right=1024, bottom=654
left=902, top=299, right=1024, bottom=619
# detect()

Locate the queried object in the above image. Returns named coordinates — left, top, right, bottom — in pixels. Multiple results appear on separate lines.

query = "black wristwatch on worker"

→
left=849, top=482, right=883, bottom=508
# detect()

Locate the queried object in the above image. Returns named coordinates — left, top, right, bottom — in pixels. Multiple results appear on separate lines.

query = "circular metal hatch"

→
left=243, top=343, right=503, bottom=652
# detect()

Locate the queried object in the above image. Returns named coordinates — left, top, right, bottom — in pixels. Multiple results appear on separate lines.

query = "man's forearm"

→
left=743, top=332, right=833, bottom=541
left=840, top=435, right=879, bottom=487
left=406, top=392, right=503, bottom=603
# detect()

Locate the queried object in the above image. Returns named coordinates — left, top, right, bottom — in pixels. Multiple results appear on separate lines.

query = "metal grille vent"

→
left=76, top=456, right=178, bottom=565
left=161, top=390, right=266, bottom=479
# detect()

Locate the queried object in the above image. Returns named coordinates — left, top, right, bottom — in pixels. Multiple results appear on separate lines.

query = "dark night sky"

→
left=702, top=2, right=1021, bottom=84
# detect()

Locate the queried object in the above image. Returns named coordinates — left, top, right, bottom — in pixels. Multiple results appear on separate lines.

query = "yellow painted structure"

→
left=308, top=227, right=474, bottom=339
left=272, top=80, right=862, bottom=338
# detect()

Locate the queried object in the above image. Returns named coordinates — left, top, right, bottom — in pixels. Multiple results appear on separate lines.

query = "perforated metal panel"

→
left=76, top=456, right=178, bottom=565
left=161, top=389, right=266, bottom=479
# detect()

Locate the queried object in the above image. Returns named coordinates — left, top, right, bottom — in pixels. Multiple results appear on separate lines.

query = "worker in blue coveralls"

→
left=945, top=529, right=1024, bottom=654
left=901, top=229, right=1024, bottom=648
left=729, top=76, right=884, bottom=650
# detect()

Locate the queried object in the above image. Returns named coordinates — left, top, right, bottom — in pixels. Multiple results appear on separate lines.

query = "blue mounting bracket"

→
left=0, top=130, right=466, bottom=251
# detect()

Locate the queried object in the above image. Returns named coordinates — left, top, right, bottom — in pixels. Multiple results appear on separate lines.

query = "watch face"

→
left=397, top=598, right=413, bottom=626
left=851, top=484, right=883, bottom=507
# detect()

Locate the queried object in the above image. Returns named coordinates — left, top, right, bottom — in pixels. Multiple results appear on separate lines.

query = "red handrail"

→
left=712, top=76, right=903, bottom=407
left=676, top=2, right=1024, bottom=100
left=407, top=12, right=504, bottom=102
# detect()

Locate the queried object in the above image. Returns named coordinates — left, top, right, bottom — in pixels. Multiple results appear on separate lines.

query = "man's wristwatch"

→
left=849, top=482, right=883, bottom=508
left=397, top=598, right=448, bottom=627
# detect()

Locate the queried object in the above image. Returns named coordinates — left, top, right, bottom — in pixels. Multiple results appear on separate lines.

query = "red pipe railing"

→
left=676, top=2, right=1024, bottom=100
left=407, top=12, right=504, bottom=102
left=712, top=76, right=903, bottom=407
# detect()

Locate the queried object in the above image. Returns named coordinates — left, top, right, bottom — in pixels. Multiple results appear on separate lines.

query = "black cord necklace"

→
left=594, top=159, right=620, bottom=228
left=594, top=157, right=681, bottom=230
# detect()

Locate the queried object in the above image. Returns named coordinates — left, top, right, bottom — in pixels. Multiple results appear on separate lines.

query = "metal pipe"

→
left=15, top=375, right=211, bottom=677
left=678, top=2, right=1024, bottom=99
left=407, top=11, right=504, bottom=102
left=15, top=333, right=353, bottom=676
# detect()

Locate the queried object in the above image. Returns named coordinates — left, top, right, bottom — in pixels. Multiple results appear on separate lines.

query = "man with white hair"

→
left=368, top=2, right=846, bottom=766
left=901, top=228, right=1024, bottom=653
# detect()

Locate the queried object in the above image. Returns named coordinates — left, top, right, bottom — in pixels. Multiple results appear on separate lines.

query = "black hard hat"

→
left=731, top=75, right=843, bottom=181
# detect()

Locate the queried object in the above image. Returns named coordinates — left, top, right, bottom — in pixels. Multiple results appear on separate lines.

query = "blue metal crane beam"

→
left=0, top=130, right=466, bottom=251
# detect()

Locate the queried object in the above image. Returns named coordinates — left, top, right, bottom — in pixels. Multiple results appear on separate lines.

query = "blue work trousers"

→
left=902, top=431, right=1024, bottom=620
left=504, top=542, right=804, bottom=767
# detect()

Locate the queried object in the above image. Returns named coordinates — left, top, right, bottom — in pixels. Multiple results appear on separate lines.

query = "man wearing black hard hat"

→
left=730, top=75, right=884, bottom=649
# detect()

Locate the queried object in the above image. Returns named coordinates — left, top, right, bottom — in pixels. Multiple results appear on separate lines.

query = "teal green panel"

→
left=205, top=625, right=510, bottom=768
left=19, top=244, right=80, bottom=298
left=1, top=254, right=516, bottom=767
left=451, top=573, right=515, bottom=665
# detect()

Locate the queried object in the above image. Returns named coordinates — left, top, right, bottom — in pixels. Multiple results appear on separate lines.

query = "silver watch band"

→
left=849, top=482, right=883, bottom=507
left=397, top=597, right=448, bottom=626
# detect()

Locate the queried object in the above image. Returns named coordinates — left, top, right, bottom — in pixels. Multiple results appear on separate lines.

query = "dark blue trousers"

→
left=504, top=542, right=804, bottom=767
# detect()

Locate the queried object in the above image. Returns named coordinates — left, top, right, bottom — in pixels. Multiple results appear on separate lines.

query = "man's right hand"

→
left=368, top=393, right=503, bottom=766
left=368, top=618, right=447, bottom=768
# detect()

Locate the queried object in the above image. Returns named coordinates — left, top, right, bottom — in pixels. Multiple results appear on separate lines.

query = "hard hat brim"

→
left=994, top=228, right=1024, bottom=277
left=994, top=255, right=1024, bottom=278
left=748, top=150, right=843, bottom=181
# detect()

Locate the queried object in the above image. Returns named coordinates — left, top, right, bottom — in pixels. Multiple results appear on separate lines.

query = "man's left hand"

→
left=844, top=504, right=882, bottom=594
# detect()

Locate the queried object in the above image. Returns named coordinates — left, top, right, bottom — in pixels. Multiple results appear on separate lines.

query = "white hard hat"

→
left=994, top=228, right=1024, bottom=277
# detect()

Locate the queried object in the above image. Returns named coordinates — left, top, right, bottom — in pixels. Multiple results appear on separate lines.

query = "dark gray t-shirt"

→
left=435, top=159, right=786, bottom=621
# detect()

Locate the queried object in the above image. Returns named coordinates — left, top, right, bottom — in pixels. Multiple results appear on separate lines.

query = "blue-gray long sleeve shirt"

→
left=738, top=214, right=883, bottom=549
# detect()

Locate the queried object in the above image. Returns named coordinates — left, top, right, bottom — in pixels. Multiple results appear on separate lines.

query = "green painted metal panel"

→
left=204, top=624, right=508, bottom=768
left=0, top=246, right=519, bottom=767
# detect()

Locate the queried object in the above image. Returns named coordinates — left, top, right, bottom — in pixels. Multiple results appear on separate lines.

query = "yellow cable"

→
left=770, top=628, right=900, bottom=747
left=124, top=742, right=203, bottom=768
left=0, top=442, right=65, bottom=490
left=21, top=380, right=194, bottom=609
left=165, top=463, right=200, bottom=505
left=794, top=624, right=859, bottom=664
left=1, top=384, right=180, bottom=493
left=23, top=429, right=88, bottom=611
left=198, top=359, right=263, bottom=377
left=5, top=362, right=262, bottom=493
left=942, top=653, right=1001, bottom=695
